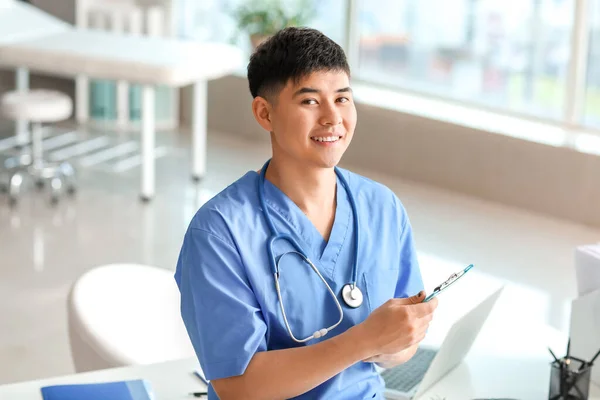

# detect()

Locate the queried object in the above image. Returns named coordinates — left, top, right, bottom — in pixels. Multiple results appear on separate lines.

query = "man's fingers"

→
left=428, top=297, right=439, bottom=309
left=394, top=291, right=425, bottom=305
left=411, top=298, right=438, bottom=317
left=408, top=291, right=425, bottom=304
left=414, top=314, right=433, bottom=332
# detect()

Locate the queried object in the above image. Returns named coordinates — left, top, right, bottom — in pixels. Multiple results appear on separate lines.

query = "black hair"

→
left=247, top=27, right=350, bottom=101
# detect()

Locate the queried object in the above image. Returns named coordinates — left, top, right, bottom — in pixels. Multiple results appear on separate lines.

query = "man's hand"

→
left=363, top=344, right=419, bottom=369
left=356, top=291, right=438, bottom=365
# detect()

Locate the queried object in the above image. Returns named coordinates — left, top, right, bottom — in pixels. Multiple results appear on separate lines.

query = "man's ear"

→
left=252, top=96, right=274, bottom=132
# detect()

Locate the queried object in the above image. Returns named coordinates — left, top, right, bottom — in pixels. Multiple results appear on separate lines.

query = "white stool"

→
left=67, top=264, right=196, bottom=373
left=0, top=89, right=75, bottom=205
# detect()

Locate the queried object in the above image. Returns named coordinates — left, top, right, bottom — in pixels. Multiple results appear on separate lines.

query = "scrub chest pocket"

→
left=363, top=269, right=401, bottom=313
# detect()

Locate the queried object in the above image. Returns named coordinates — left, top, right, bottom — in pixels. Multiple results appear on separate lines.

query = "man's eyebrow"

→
left=292, top=87, right=319, bottom=98
left=292, top=86, right=353, bottom=98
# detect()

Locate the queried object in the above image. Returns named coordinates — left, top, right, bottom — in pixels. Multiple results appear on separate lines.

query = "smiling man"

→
left=175, top=27, right=438, bottom=399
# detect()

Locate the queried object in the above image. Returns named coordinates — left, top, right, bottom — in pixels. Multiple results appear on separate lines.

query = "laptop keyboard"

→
left=381, top=347, right=438, bottom=393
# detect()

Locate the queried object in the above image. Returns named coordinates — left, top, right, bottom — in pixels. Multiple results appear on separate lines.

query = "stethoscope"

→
left=258, top=159, right=363, bottom=343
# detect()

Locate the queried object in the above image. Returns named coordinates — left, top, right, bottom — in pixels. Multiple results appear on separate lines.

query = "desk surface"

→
left=1, top=353, right=598, bottom=400
left=0, top=321, right=598, bottom=400
left=0, top=29, right=245, bottom=86
left=1, top=266, right=599, bottom=399
left=0, top=358, right=204, bottom=400
left=419, top=320, right=600, bottom=399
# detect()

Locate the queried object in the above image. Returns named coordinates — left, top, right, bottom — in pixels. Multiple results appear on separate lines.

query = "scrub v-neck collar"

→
left=258, top=170, right=352, bottom=269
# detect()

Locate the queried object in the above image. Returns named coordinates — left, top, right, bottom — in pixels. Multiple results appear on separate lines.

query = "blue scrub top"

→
left=175, top=167, right=424, bottom=400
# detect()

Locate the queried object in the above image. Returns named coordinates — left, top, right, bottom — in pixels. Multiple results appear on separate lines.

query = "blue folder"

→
left=41, top=379, right=154, bottom=400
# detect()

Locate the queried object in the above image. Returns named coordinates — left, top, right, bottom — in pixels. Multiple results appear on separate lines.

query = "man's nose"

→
left=319, top=104, right=342, bottom=126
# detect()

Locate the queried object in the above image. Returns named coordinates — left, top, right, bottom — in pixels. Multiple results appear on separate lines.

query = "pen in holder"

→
left=549, top=356, right=592, bottom=400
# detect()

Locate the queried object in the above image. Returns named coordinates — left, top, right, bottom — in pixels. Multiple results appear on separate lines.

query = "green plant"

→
left=232, top=0, right=316, bottom=38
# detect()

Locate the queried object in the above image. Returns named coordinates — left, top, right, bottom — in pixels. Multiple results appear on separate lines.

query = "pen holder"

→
left=549, top=357, right=592, bottom=400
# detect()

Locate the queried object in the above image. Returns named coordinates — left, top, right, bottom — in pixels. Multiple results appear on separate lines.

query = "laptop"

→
left=381, top=286, right=504, bottom=400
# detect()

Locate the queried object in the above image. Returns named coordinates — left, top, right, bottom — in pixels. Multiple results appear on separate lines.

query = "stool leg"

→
left=59, top=162, right=76, bottom=194
left=5, top=154, right=32, bottom=168
left=8, top=171, right=24, bottom=205
left=49, top=173, right=63, bottom=205
left=31, top=123, right=43, bottom=169
left=0, top=158, right=10, bottom=192
left=2, top=155, right=30, bottom=192
left=30, top=123, right=46, bottom=188
left=0, top=170, right=7, bottom=193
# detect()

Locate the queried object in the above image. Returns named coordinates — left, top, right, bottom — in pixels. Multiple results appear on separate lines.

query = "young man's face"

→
left=267, top=70, right=357, bottom=169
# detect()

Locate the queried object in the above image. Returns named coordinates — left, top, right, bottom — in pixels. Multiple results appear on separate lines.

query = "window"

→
left=356, top=0, right=574, bottom=120
left=178, top=0, right=242, bottom=43
left=179, top=0, right=599, bottom=133
left=178, top=0, right=346, bottom=55
left=306, top=0, right=346, bottom=48
left=585, top=0, right=600, bottom=128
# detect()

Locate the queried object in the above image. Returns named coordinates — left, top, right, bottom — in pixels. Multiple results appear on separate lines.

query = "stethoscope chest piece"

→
left=341, top=283, right=363, bottom=308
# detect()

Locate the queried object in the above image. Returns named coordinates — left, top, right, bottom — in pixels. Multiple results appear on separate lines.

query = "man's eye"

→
left=337, top=97, right=349, bottom=103
left=302, top=99, right=317, bottom=105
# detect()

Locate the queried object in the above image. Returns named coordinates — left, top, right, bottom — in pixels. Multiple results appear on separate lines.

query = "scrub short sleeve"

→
left=175, top=227, right=267, bottom=380
left=394, top=197, right=424, bottom=298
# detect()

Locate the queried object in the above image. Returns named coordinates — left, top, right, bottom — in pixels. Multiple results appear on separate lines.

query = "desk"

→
left=0, top=358, right=204, bottom=400
left=418, top=319, right=600, bottom=399
left=415, top=263, right=600, bottom=399
left=1, top=263, right=599, bottom=398
left=0, top=28, right=244, bottom=200
left=0, top=323, right=598, bottom=400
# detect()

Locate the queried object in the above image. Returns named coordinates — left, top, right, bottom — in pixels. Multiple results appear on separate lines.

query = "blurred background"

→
left=1, top=0, right=600, bottom=392
left=181, top=0, right=600, bottom=127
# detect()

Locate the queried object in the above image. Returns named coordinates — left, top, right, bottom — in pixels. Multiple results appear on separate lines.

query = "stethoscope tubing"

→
left=257, top=159, right=362, bottom=342
left=258, top=159, right=359, bottom=284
